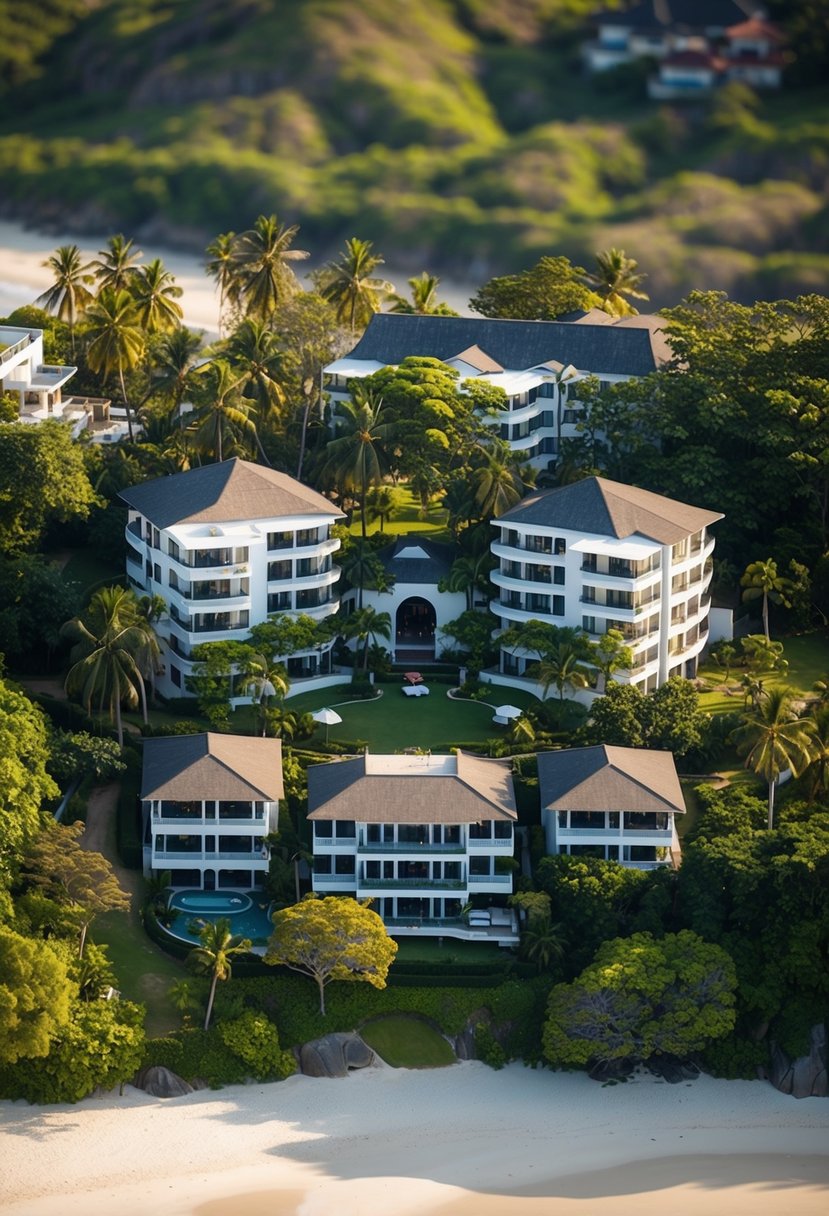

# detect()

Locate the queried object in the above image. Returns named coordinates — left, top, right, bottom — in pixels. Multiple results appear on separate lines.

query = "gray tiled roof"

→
left=592, top=0, right=754, bottom=32
left=119, top=458, right=344, bottom=529
left=141, top=733, right=284, bottom=801
left=378, top=535, right=457, bottom=584
left=497, top=476, right=722, bottom=544
left=537, top=745, right=685, bottom=815
left=306, top=752, right=517, bottom=824
left=343, top=313, right=668, bottom=377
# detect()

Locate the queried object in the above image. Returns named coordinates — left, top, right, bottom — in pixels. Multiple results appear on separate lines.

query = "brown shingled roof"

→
left=537, top=745, right=685, bottom=815
left=141, top=733, right=284, bottom=801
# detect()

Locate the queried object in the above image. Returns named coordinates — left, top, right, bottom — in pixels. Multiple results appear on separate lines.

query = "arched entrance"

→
left=396, top=596, right=436, bottom=659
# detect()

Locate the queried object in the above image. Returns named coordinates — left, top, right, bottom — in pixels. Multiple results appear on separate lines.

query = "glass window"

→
left=334, top=854, right=355, bottom=875
left=335, top=820, right=356, bottom=839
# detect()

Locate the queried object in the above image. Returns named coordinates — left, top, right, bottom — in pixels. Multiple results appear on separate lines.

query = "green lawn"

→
left=283, top=685, right=541, bottom=751
left=359, top=1015, right=456, bottom=1068
left=92, top=907, right=186, bottom=1038
left=393, top=937, right=508, bottom=965
left=697, top=631, right=829, bottom=714
left=350, top=486, right=451, bottom=541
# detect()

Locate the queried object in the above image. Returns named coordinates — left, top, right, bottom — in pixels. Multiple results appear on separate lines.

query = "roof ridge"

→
left=205, top=738, right=278, bottom=801
left=604, top=760, right=684, bottom=813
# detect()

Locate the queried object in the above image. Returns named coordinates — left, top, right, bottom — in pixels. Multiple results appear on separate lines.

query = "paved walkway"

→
left=81, top=782, right=143, bottom=902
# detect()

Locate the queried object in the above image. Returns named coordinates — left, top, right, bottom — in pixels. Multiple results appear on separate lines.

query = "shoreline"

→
left=1, top=1063, right=827, bottom=1216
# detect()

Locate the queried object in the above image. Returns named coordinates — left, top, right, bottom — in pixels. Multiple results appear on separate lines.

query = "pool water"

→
left=166, top=890, right=275, bottom=947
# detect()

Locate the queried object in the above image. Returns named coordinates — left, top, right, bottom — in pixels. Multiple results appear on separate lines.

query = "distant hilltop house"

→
left=324, top=312, right=671, bottom=473
left=584, top=1, right=785, bottom=98
left=538, top=744, right=686, bottom=870
left=307, top=750, right=520, bottom=945
left=488, top=475, right=725, bottom=695
left=119, top=457, right=347, bottom=701
left=0, top=323, right=118, bottom=441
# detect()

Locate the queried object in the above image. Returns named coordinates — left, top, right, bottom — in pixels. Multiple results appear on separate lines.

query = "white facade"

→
left=544, top=804, right=680, bottom=869
left=144, top=794, right=278, bottom=889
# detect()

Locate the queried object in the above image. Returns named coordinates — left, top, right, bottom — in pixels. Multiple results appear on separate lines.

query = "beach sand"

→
left=1, top=1062, right=827, bottom=1215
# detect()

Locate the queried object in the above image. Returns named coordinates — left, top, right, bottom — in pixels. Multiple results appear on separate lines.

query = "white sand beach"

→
left=1, top=1063, right=827, bottom=1216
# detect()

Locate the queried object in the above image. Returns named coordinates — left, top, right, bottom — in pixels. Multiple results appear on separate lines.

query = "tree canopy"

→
left=0, top=421, right=99, bottom=555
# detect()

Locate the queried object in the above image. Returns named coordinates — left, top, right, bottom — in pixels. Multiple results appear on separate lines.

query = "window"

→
left=168, top=539, right=180, bottom=562
left=470, top=856, right=490, bottom=875
left=494, top=822, right=512, bottom=840
left=334, top=854, right=356, bottom=876
left=551, top=595, right=565, bottom=616
left=170, top=663, right=181, bottom=689
left=268, top=531, right=293, bottom=550
left=553, top=566, right=565, bottom=585
left=554, top=538, right=566, bottom=556
left=268, top=560, right=292, bottom=581
left=335, top=820, right=356, bottom=838
left=268, top=592, right=291, bottom=612
left=314, top=856, right=332, bottom=875
left=296, top=528, right=320, bottom=547
left=314, top=820, right=333, bottom=838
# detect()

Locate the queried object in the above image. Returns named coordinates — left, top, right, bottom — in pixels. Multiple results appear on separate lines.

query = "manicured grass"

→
left=93, top=907, right=186, bottom=1038
left=393, top=937, right=508, bottom=965
left=697, top=631, right=829, bottom=714
left=359, top=1015, right=456, bottom=1068
left=283, top=685, right=541, bottom=751
left=349, top=486, right=451, bottom=541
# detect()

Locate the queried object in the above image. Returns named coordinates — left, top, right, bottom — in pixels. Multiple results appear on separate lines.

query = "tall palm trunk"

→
left=204, top=971, right=219, bottom=1030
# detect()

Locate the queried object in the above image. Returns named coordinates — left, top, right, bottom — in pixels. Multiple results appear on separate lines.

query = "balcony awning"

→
left=570, top=536, right=661, bottom=560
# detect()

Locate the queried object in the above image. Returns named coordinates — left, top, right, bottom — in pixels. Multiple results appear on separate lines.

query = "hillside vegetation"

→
left=3, top=0, right=828, bottom=303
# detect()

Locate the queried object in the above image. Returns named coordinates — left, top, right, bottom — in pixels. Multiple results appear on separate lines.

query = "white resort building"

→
left=120, top=458, right=345, bottom=700
left=0, top=323, right=120, bottom=441
left=307, top=751, right=520, bottom=944
left=489, top=476, right=723, bottom=694
left=323, top=312, right=670, bottom=472
left=141, top=732, right=284, bottom=889
left=538, top=744, right=685, bottom=870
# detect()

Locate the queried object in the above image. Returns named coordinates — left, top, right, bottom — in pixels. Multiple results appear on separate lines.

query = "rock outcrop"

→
left=133, top=1065, right=194, bottom=1098
left=299, top=1033, right=374, bottom=1078
left=766, top=1024, right=827, bottom=1098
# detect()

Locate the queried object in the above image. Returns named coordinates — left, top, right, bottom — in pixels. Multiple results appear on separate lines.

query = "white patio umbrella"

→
left=312, top=707, right=342, bottom=743
left=494, top=704, right=523, bottom=720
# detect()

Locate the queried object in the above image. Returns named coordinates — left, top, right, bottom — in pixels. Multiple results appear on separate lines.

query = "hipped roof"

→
left=142, top=733, right=284, bottom=801
left=537, top=745, right=685, bottom=815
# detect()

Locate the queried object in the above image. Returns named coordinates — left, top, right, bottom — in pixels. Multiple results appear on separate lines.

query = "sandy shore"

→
left=1, top=1063, right=827, bottom=1215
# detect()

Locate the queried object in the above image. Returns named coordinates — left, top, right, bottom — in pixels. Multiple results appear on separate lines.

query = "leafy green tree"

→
left=130, top=257, right=184, bottom=333
left=85, top=287, right=146, bottom=440
left=248, top=613, right=328, bottom=662
left=592, top=628, right=634, bottom=689
left=732, top=687, right=817, bottom=829
left=322, top=387, right=392, bottom=541
left=584, top=247, right=649, bottom=317
left=469, top=255, right=601, bottom=321
left=0, top=420, right=99, bottom=554
left=230, top=214, right=308, bottom=321
left=439, top=550, right=493, bottom=612
left=0, top=927, right=72, bottom=1064
left=35, top=244, right=94, bottom=356
left=217, top=1010, right=296, bottom=1080
left=0, top=671, right=59, bottom=875
left=186, top=639, right=254, bottom=730
left=47, top=731, right=126, bottom=785
left=364, top=484, right=403, bottom=531
left=389, top=271, right=457, bottom=316
left=543, top=931, right=737, bottom=1068
left=741, top=559, right=793, bottom=642
left=187, top=917, right=252, bottom=1030
left=584, top=677, right=708, bottom=759
left=0, top=554, right=80, bottom=667
left=266, top=894, right=398, bottom=1015
left=520, top=916, right=566, bottom=973
left=313, top=237, right=394, bottom=334
left=585, top=681, right=646, bottom=748
left=440, top=609, right=497, bottom=667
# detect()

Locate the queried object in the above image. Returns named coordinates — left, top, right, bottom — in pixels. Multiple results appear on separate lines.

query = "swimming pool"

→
left=169, top=891, right=253, bottom=915
left=165, top=890, right=275, bottom=947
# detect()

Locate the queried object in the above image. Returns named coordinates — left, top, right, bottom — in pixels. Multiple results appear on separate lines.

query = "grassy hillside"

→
left=2, top=0, right=828, bottom=304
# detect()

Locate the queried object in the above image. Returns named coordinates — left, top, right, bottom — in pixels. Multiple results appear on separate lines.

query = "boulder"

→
left=768, top=1024, right=828, bottom=1099
left=299, top=1033, right=374, bottom=1078
left=134, top=1065, right=194, bottom=1098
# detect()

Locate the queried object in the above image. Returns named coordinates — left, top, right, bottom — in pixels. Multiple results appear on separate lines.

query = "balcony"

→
left=468, top=874, right=512, bottom=885
left=357, top=841, right=465, bottom=854
left=357, top=878, right=466, bottom=890
left=152, top=850, right=268, bottom=862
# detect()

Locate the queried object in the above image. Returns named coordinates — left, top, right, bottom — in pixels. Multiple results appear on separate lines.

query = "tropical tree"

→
left=61, top=585, right=149, bottom=747
left=732, top=687, right=817, bottom=828
left=520, top=916, right=567, bottom=973
left=265, top=894, right=398, bottom=1015
left=230, top=214, right=308, bottom=321
left=91, top=234, right=143, bottom=293
left=35, top=244, right=95, bottom=355
left=338, top=539, right=393, bottom=610
left=741, top=559, right=793, bottom=642
left=584, top=248, right=649, bottom=317
left=805, top=705, right=829, bottom=800
left=322, top=388, right=392, bottom=540
left=364, top=484, right=403, bottom=531
left=313, top=237, right=394, bottom=334
left=342, top=606, right=392, bottom=671
left=223, top=317, right=287, bottom=433
left=537, top=641, right=591, bottom=702
left=389, top=271, right=457, bottom=316
left=149, top=326, right=202, bottom=416
left=130, top=257, right=184, bottom=333
left=591, top=628, right=634, bottom=690
left=205, top=230, right=239, bottom=335
left=84, top=288, right=146, bottom=440
left=439, top=551, right=493, bottom=612
left=471, top=451, right=525, bottom=519
left=0, top=927, right=72, bottom=1064
left=187, top=917, right=252, bottom=1030
left=243, top=651, right=291, bottom=735
left=187, top=359, right=255, bottom=462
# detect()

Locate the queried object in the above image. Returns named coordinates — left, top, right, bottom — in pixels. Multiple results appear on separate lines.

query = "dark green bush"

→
left=475, top=1022, right=507, bottom=1069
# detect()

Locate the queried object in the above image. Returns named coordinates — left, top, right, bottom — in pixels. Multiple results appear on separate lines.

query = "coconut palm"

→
left=389, top=271, right=458, bottom=316
left=223, top=317, right=287, bottom=429
left=472, top=453, right=524, bottom=519
left=84, top=288, right=146, bottom=440
left=205, top=231, right=239, bottom=336
left=342, top=606, right=392, bottom=671
left=130, top=258, right=184, bottom=333
left=585, top=248, right=649, bottom=318
left=187, top=917, right=252, bottom=1030
left=339, top=541, right=391, bottom=610
left=322, top=388, right=392, bottom=541
left=243, top=652, right=291, bottom=735
left=439, top=551, right=493, bottom=611
left=91, top=234, right=143, bottom=293
left=150, top=327, right=202, bottom=416
left=187, top=359, right=255, bottom=462
left=364, top=484, right=403, bottom=531
left=61, top=586, right=149, bottom=748
left=741, top=559, right=793, bottom=642
left=537, top=641, right=591, bottom=703
left=313, top=237, right=394, bottom=334
left=520, top=917, right=566, bottom=972
left=35, top=244, right=95, bottom=355
left=732, top=686, right=817, bottom=829
left=230, top=214, right=308, bottom=321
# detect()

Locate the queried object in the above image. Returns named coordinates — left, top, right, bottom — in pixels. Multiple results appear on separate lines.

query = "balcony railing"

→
left=468, top=874, right=512, bottom=885
left=357, top=842, right=466, bottom=854
left=357, top=878, right=466, bottom=890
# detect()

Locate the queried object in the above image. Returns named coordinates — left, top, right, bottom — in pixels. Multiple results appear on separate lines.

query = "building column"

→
left=658, top=543, right=672, bottom=686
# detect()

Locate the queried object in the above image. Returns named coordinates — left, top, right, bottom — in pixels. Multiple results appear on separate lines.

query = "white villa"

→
left=140, top=732, right=284, bottom=889
left=120, top=458, right=346, bottom=700
left=489, top=476, right=723, bottom=695
left=0, top=323, right=121, bottom=441
left=538, top=744, right=685, bottom=870
left=323, top=312, right=670, bottom=472
left=307, top=751, right=520, bottom=944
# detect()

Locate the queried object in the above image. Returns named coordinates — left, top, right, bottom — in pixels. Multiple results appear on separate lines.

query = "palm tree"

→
left=187, top=917, right=252, bottom=1030
left=812, top=674, right=829, bottom=707
left=520, top=917, right=566, bottom=972
left=91, top=234, right=143, bottom=294
left=205, top=231, right=239, bottom=336
left=364, top=484, right=403, bottom=532
left=35, top=244, right=95, bottom=356
left=150, top=327, right=202, bottom=417
left=339, top=541, right=391, bottom=611
left=806, top=705, right=829, bottom=800
left=230, top=214, right=309, bottom=321
left=61, top=586, right=148, bottom=748
left=585, top=248, right=649, bottom=317
left=313, top=237, right=394, bottom=334
left=243, top=652, right=291, bottom=735
left=439, top=551, right=492, bottom=611
left=342, top=606, right=392, bottom=671
left=472, top=454, right=524, bottom=519
left=732, top=687, right=817, bottom=829
left=323, top=388, right=392, bottom=541
left=187, top=359, right=255, bottom=462
left=538, top=641, right=591, bottom=703
left=741, top=559, right=792, bottom=642
left=223, top=317, right=287, bottom=454
left=84, top=288, right=146, bottom=439
left=389, top=271, right=457, bottom=316
left=130, top=258, right=184, bottom=333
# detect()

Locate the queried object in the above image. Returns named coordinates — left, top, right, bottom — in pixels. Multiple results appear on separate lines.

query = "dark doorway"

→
left=396, top=597, right=436, bottom=655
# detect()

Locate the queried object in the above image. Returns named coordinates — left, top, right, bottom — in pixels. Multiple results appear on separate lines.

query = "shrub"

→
left=475, top=1021, right=507, bottom=1069
left=218, top=1011, right=296, bottom=1081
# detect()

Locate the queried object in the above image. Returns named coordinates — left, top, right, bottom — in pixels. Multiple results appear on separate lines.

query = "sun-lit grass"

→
left=93, top=906, right=186, bottom=1038
left=696, top=631, right=829, bottom=716
left=349, top=486, right=451, bottom=541
left=359, top=1014, right=456, bottom=1068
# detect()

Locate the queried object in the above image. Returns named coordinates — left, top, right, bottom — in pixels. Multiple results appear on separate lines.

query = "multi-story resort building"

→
left=538, top=745, right=686, bottom=870
left=490, top=476, right=722, bottom=694
left=307, top=751, right=520, bottom=944
left=323, top=313, right=670, bottom=471
left=141, top=732, right=284, bottom=889
left=120, top=458, right=344, bottom=700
